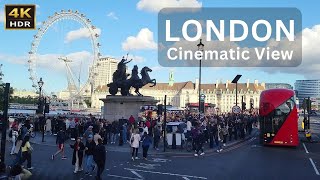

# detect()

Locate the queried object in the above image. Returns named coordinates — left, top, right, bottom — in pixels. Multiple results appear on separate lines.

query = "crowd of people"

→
left=0, top=111, right=258, bottom=179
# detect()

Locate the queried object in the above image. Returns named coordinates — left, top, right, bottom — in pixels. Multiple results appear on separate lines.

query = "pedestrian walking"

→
left=10, top=130, right=18, bottom=155
left=45, top=118, right=52, bottom=135
left=217, top=125, right=224, bottom=152
left=222, top=124, right=228, bottom=146
left=20, top=136, right=33, bottom=170
left=93, top=138, right=106, bottom=180
left=130, top=129, right=141, bottom=161
left=153, top=125, right=161, bottom=150
left=85, top=135, right=96, bottom=175
left=94, top=131, right=102, bottom=146
left=52, top=128, right=67, bottom=160
left=141, top=132, right=152, bottom=160
left=83, top=126, right=94, bottom=142
left=71, top=137, right=85, bottom=173
left=193, top=124, right=205, bottom=157
left=122, top=123, right=128, bottom=144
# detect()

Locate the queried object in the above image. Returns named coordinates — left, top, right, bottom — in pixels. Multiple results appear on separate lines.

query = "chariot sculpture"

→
left=107, top=56, right=156, bottom=96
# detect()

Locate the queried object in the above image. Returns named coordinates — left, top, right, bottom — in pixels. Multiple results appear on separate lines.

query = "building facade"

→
left=91, top=79, right=265, bottom=113
left=295, top=80, right=320, bottom=108
left=93, top=57, right=118, bottom=87
left=12, top=89, right=38, bottom=98
left=266, top=83, right=293, bottom=90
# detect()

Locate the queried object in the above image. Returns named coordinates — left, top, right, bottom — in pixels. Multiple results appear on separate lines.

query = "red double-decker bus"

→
left=259, top=89, right=299, bottom=146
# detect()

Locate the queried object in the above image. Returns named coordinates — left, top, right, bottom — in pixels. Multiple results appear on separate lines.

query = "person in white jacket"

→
left=130, top=129, right=141, bottom=161
left=10, top=130, right=18, bottom=155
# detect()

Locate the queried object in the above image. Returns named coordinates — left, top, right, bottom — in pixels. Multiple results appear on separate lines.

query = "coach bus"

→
left=259, top=89, right=299, bottom=146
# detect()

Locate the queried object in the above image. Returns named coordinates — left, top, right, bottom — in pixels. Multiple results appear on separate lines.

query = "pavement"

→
left=2, top=121, right=320, bottom=179
left=28, top=129, right=258, bottom=157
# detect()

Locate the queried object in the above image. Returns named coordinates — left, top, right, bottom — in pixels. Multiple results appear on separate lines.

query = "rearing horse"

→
left=131, top=66, right=156, bottom=96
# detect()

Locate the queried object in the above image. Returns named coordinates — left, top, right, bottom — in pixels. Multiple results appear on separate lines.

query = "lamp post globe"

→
left=38, top=77, right=44, bottom=88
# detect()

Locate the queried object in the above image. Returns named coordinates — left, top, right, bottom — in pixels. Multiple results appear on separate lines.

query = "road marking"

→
left=130, top=170, right=144, bottom=179
left=182, top=177, right=190, bottom=180
left=149, top=158, right=171, bottom=163
left=303, top=143, right=309, bottom=154
left=108, top=174, right=142, bottom=180
left=133, top=163, right=161, bottom=170
left=309, top=158, right=320, bottom=175
left=125, top=168, right=207, bottom=179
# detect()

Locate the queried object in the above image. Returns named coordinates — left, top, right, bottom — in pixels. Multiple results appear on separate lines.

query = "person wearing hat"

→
left=70, top=137, right=85, bottom=173
left=84, top=134, right=96, bottom=175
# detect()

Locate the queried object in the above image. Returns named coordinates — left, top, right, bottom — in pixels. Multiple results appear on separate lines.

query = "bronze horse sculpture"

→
left=107, top=57, right=156, bottom=96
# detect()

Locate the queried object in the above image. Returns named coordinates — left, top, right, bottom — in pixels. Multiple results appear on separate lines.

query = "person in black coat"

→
left=93, top=138, right=106, bottom=180
left=70, top=137, right=85, bottom=173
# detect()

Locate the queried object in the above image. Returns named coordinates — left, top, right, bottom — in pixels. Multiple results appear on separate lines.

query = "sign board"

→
left=232, top=106, right=241, bottom=114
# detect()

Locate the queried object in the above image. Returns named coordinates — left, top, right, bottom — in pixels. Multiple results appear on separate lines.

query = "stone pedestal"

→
left=100, top=96, right=158, bottom=121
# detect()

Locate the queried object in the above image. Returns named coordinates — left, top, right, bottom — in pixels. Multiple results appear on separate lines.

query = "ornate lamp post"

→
left=197, top=39, right=204, bottom=118
left=37, top=78, right=45, bottom=142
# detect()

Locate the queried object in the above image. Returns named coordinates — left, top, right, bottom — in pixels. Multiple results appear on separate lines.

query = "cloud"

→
left=107, top=12, right=119, bottom=20
left=36, top=21, right=43, bottom=26
left=151, top=66, right=165, bottom=71
left=122, top=28, right=157, bottom=51
left=65, top=27, right=101, bottom=43
left=0, top=10, right=4, bottom=23
left=0, top=51, right=93, bottom=73
left=128, top=55, right=145, bottom=63
left=255, top=25, right=320, bottom=79
left=137, top=0, right=202, bottom=13
left=36, top=4, right=40, bottom=8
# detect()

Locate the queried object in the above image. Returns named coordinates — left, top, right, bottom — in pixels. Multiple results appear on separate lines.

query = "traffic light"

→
left=36, top=100, right=43, bottom=114
left=44, top=103, right=50, bottom=113
left=307, top=97, right=311, bottom=113
left=241, top=96, right=246, bottom=111
left=242, top=102, right=246, bottom=111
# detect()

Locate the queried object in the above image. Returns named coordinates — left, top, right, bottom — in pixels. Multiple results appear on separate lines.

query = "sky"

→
left=0, top=0, right=319, bottom=93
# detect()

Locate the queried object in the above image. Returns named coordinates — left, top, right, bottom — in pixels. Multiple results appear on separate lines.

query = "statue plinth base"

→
left=100, top=95, right=159, bottom=121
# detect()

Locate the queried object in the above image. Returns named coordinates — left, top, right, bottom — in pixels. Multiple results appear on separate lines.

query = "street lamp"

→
left=197, top=39, right=204, bottom=118
left=38, top=77, right=44, bottom=94
left=37, top=77, right=45, bottom=142
left=231, top=75, right=242, bottom=107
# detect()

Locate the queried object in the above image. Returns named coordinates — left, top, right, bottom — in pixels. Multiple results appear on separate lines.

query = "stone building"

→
left=91, top=79, right=265, bottom=113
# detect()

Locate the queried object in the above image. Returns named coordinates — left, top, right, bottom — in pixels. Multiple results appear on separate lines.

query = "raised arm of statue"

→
left=124, top=59, right=132, bottom=64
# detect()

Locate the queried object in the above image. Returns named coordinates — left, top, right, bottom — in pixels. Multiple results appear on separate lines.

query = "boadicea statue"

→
left=107, top=55, right=156, bottom=96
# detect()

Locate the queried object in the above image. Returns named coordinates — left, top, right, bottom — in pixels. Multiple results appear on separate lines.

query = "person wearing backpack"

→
left=141, top=132, right=152, bottom=160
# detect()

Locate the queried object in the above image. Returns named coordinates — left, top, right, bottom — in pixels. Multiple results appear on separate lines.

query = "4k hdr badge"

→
left=5, top=5, right=36, bottom=30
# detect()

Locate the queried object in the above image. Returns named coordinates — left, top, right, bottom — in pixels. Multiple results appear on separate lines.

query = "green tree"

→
left=0, top=83, right=14, bottom=111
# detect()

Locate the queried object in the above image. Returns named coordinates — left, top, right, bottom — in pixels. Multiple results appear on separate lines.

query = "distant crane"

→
left=58, top=57, right=87, bottom=109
